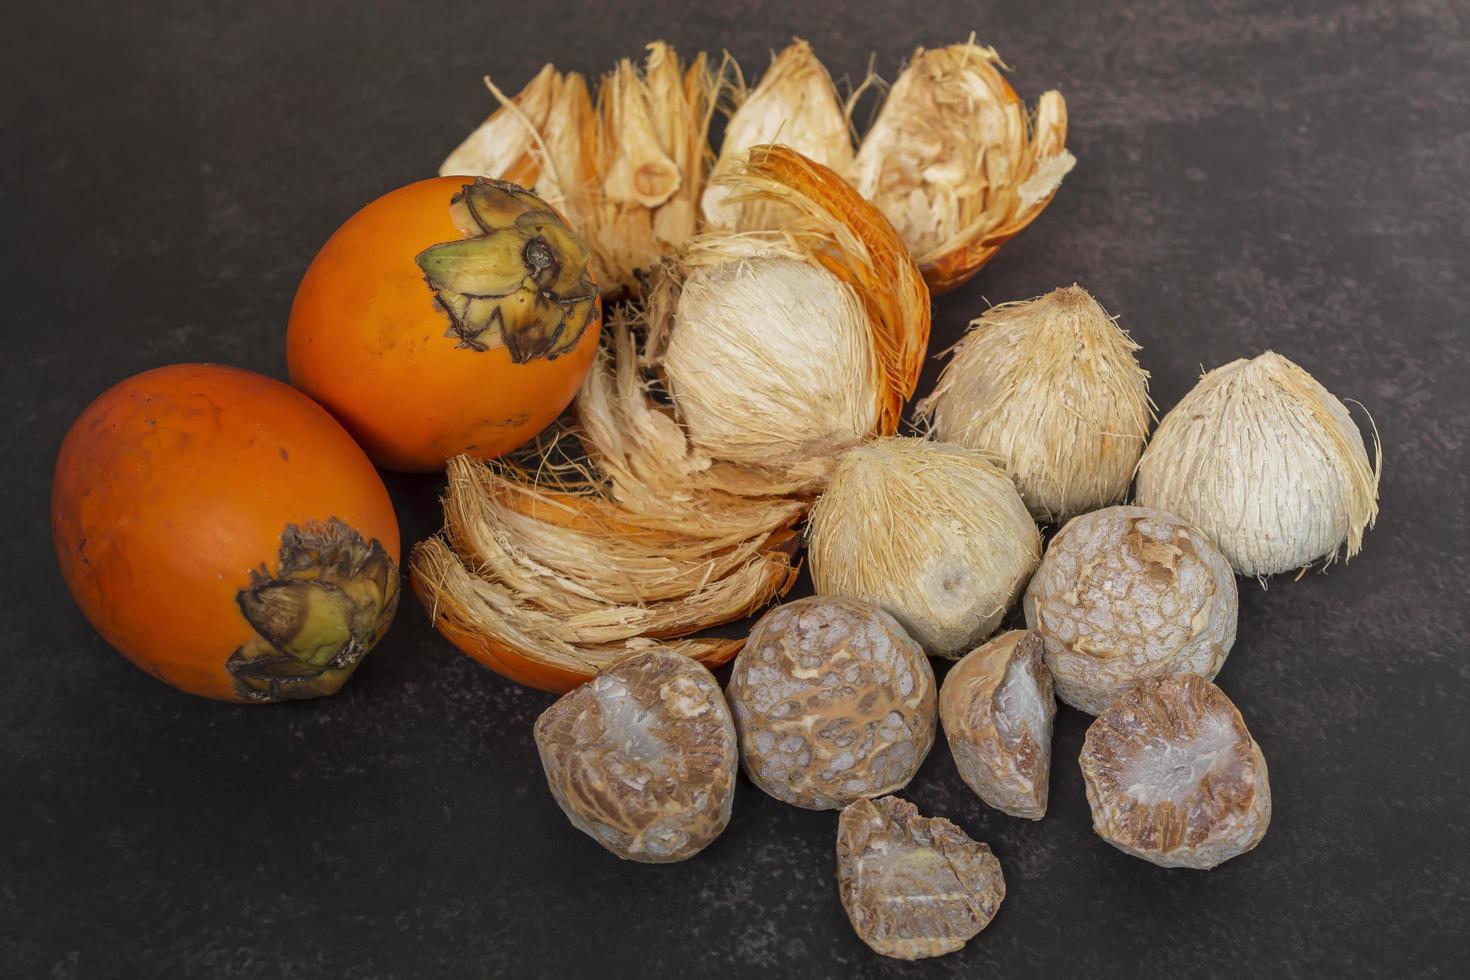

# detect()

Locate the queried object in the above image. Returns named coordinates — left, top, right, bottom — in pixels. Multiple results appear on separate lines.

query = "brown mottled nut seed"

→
left=726, top=596, right=937, bottom=810
left=836, top=795, right=1006, bottom=960
left=939, top=630, right=1055, bottom=819
left=533, top=650, right=737, bottom=863
left=1080, top=673, right=1271, bottom=869
left=1023, top=505, right=1237, bottom=715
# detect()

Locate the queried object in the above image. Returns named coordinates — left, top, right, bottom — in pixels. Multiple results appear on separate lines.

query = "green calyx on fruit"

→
left=227, top=518, right=399, bottom=702
left=416, top=178, right=599, bottom=363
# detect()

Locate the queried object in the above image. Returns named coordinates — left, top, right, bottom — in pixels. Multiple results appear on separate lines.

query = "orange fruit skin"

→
left=51, top=364, right=401, bottom=702
left=286, top=176, right=602, bottom=473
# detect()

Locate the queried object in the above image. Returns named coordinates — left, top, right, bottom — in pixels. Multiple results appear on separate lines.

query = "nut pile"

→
left=437, top=34, right=1382, bottom=966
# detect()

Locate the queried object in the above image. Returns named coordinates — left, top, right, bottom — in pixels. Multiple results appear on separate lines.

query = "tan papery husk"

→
left=410, top=145, right=930, bottom=692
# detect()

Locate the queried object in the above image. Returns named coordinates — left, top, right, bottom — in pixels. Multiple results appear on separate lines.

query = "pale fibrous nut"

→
left=660, top=257, right=877, bottom=475
left=915, top=284, right=1152, bottom=523
left=807, top=437, right=1042, bottom=658
left=939, top=630, right=1055, bottom=819
left=1022, top=506, right=1237, bottom=715
left=726, top=596, right=936, bottom=810
left=1136, top=351, right=1381, bottom=578
left=1080, top=673, right=1271, bottom=870
left=836, top=795, right=1006, bottom=960
left=533, top=650, right=738, bottom=862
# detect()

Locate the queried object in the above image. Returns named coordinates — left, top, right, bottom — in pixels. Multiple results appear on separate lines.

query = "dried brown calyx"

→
left=725, top=596, right=937, bottom=810
left=836, top=795, right=1006, bottom=960
left=228, top=518, right=399, bottom=703
left=1080, top=674, right=1271, bottom=869
left=853, top=39, right=1074, bottom=292
left=1023, top=506, right=1237, bottom=715
left=534, top=650, right=738, bottom=863
left=939, top=630, right=1055, bottom=820
left=416, top=178, right=599, bottom=363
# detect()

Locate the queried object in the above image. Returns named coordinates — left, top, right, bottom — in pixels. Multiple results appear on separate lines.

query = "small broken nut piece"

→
left=1080, top=673, right=1271, bottom=870
left=836, top=795, right=1006, bottom=960
left=1023, top=505, right=1238, bottom=715
left=939, top=630, right=1055, bottom=819
left=726, top=596, right=937, bottom=810
left=534, top=650, right=737, bottom=863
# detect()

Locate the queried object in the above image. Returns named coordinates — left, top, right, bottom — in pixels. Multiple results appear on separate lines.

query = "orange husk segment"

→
left=407, top=147, right=929, bottom=691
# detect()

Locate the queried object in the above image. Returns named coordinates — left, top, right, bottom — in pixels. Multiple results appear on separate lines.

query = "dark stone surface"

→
left=3, top=0, right=1467, bottom=976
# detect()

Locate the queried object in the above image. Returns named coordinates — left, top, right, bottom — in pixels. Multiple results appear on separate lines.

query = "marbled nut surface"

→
left=726, top=596, right=937, bottom=810
left=534, top=650, right=737, bottom=863
left=1080, top=673, right=1272, bottom=870
left=939, top=630, right=1056, bottom=819
left=836, top=795, right=1006, bottom=960
left=1023, top=505, right=1237, bottom=714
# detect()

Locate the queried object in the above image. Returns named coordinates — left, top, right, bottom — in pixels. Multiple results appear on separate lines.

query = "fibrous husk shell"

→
left=1080, top=673, right=1271, bottom=869
left=853, top=39, right=1074, bottom=292
left=534, top=650, right=737, bottom=863
left=726, top=596, right=936, bottom=810
left=439, top=43, right=720, bottom=296
left=939, top=630, right=1055, bottom=819
left=1023, top=506, right=1237, bottom=715
left=410, top=146, right=930, bottom=693
left=1136, top=351, right=1381, bottom=578
left=916, top=285, right=1152, bottom=522
left=702, top=39, right=855, bottom=231
left=836, top=795, right=1005, bottom=960
left=807, top=437, right=1042, bottom=658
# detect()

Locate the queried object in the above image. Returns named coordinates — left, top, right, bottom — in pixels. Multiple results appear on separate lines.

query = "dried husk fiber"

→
left=807, top=437, right=1042, bottom=658
left=410, top=146, right=930, bottom=692
left=443, top=35, right=1072, bottom=298
left=1135, top=351, right=1381, bottom=578
left=915, top=284, right=1152, bottom=523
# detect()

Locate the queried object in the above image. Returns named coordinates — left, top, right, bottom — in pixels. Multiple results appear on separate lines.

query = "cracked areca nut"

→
left=726, top=596, right=937, bottom=810
left=534, top=650, right=738, bottom=863
left=1023, top=506, right=1237, bottom=715
left=1080, top=673, right=1271, bottom=869
left=939, top=630, right=1055, bottom=819
left=837, top=795, right=1006, bottom=960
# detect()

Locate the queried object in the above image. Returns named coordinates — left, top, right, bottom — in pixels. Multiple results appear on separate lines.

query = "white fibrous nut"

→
left=939, top=630, right=1055, bottom=819
left=836, top=795, right=1006, bottom=960
left=807, top=437, right=1042, bottom=658
left=726, top=596, right=936, bottom=810
left=915, top=285, right=1152, bottom=523
left=1080, top=673, right=1271, bottom=870
left=702, top=39, right=855, bottom=231
left=1022, top=506, right=1237, bottom=715
left=1136, top=351, right=1381, bottom=578
left=533, top=650, right=737, bottom=863
left=661, top=258, right=878, bottom=474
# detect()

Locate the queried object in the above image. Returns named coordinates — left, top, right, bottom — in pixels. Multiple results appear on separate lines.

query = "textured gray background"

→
left=3, top=0, right=1468, bottom=977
